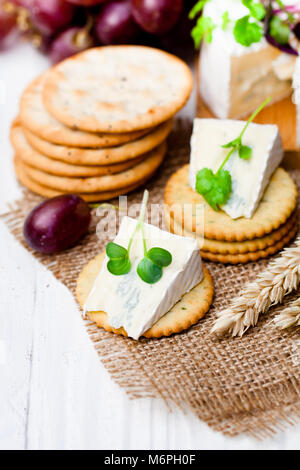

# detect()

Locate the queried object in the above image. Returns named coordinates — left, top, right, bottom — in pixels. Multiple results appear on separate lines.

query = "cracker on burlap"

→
left=20, top=73, right=150, bottom=148
left=24, top=119, right=173, bottom=165
left=169, top=211, right=297, bottom=254
left=43, top=46, right=193, bottom=133
left=17, top=143, right=167, bottom=193
left=200, top=223, right=298, bottom=264
left=76, top=253, right=214, bottom=339
left=165, top=165, right=298, bottom=241
left=14, top=157, right=151, bottom=202
left=3, top=121, right=300, bottom=439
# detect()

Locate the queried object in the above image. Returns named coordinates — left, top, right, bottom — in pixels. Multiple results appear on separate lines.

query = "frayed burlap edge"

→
left=1, top=120, right=300, bottom=439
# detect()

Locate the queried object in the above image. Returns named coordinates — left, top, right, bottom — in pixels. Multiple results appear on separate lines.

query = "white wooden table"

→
left=0, top=43, right=299, bottom=451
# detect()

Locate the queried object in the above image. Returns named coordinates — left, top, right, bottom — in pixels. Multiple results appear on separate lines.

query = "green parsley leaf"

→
left=191, top=16, right=216, bottom=48
left=238, top=145, right=252, bottom=160
left=242, top=0, right=266, bottom=21
left=196, top=168, right=232, bottom=211
left=147, top=248, right=172, bottom=268
left=233, top=15, right=263, bottom=46
left=189, top=0, right=211, bottom=20
left=269, top=16, right=290, bottom=44
left=137, top=257, right=163, bottom=285
left=222, top=11, right=231, bottom=31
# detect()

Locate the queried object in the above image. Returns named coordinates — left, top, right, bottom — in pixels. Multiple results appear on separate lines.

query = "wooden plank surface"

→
left=0, top=43, right=300, bottom=450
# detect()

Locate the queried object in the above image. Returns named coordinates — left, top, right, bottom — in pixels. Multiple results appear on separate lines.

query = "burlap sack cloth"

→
left=2, top=120, right=300, bottom=439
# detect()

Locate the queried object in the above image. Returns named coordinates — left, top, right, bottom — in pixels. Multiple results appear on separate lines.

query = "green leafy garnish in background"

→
left=106, top=190, right=172, bottom=284
left=233, top=15, right=263, bottom=46
left=191, top=16, right=216, bottom=46
left=242, top=0, right=266, bottom=21
left=269, top=15, right=290, bottom=44
left=195, top=97, right=271, bottom=211
left=221, top=11, right=231, bottom=31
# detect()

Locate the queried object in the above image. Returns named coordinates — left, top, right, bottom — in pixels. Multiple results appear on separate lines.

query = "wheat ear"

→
left=274, top=298, right=300, bottom=329
left=211, top=238, right=300, bottom=337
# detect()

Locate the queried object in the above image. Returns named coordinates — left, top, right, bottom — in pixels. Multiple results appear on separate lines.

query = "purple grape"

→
left=50, top=26, right=94, bottom=63
left=31, top=0, right=75, bottom=36
left=0, top=0, right=17, bottom=47
left=23, top=195, right=91, bottom=254
left=131, top=0, right=183, bottom=35
left=95, top=1, right=140, bottom=45
left=65, top=0, right=107, bottom=5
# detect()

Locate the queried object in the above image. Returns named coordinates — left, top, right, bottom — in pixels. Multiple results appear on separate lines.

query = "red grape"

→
left=65, top=0, right=107, bottom=5
left=31, top=0, right=75, bottom=36
left=131, top=0, right=183, bottom=34
left=23, top=195, right=91, bottom=254
left=95, top=1, right=140, bottom=45
left=50, top=26, right=94, bottom=63
left=0, top=0, right=17, bottom=46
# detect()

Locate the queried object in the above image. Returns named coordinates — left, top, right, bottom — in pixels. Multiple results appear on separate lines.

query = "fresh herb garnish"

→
left=269, top=15, right=290, bottom=44
left=233, top=15, right=263, bottom=46
left=189, top=0, right=299, bottom=53
left=105, top=190, right=172, bottom=284
left=195, top=97, right=271, bottom=211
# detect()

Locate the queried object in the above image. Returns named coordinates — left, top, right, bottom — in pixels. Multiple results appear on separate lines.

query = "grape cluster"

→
left=0, top=0, right=194, bottom=62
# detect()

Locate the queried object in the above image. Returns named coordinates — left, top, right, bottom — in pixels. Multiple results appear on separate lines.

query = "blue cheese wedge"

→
left=189, top=118, right=283, bottom=219
left=85, top=217, right=203, bottom=340
left=200, top=0, right=296, bottom=119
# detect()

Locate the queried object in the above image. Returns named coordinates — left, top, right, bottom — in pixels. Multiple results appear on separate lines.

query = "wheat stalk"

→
left=274, top=298, right=300, bottom=329
left=211, top=237, right=300, bottom=337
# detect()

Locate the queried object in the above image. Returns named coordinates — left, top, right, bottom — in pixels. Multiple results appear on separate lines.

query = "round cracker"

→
left=165, top=165, right=298, bottom=242
left=14, top=157, right=150, bottom=202
left=168, top=211, right=297, bottom=254
left=20, top=73, right=150, bottom=148
left=18, top=142, right=166, bottom=193
left=200, top=223, right=298, bottom=264
left=24, top=119, right=173, bottom=165
left=76, top=252, right=214, bottom=339
left=11, top=124, right=146, bottom=177
left=43, top=46, right=193, bottom=133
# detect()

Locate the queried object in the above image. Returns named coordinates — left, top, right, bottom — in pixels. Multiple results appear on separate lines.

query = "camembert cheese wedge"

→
left=189, top=118, right=283, bottom=219
left=199, top=0, right=297, bottom=119
left=85, top=216, right=203, bottom=340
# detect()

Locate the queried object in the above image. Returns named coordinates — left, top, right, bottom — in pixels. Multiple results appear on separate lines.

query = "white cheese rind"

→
left=199, top=0, right=294, bottom=119
left=85, top=217, right=203, bottom=340
left=189, top=118, right=283, bottom=219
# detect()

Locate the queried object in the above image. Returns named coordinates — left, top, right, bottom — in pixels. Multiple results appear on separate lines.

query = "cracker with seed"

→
left=11, top=123, right=146, bottom=178
left=168, top=211, right=297, bottom=254
left=20, top=73, right=150, bottom=148
left=43, top=46, right=193, bottom=133
left=200, top=224, right=298, bottom=264
left=17, top=143, right=166, bottom=193
left=14, top=157, right=149, bottom=202
left=24, top=119, right=173, bottom=166
left=76, top=252, right=214, bottom=339
left=165, top=165, right=298, bottom=242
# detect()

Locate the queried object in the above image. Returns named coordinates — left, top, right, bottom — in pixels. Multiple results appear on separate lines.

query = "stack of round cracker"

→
left=165, top=165, right=298, bottom=264
left=12, top=46, right=193, bottom=202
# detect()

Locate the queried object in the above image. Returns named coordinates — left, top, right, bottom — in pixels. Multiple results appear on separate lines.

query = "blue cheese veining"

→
left=85, top=217, right=203, bottom=340
left=189, top=118, right=283, bottom=219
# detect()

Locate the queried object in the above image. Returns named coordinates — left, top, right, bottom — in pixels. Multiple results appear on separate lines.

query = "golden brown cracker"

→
left=200, top=223, right=298, bottom=264
left=14, top=157, right=151, bottom=202
left=165, top=165, right=298, bottom=242
left=76, top=252, right=214, bottom=339
left=24, top=119, right=173, bottom=165
left=17, top=143, right=167, bottom=193
left=169, top=211, right=297, bottom=254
